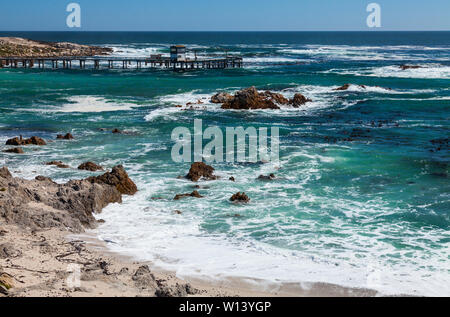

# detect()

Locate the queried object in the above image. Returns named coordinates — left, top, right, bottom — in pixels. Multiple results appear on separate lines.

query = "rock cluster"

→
left=6, top=136, right=46, bottom=146
left=230, top=192, right=250, bottom=203
left=0, top=165, right=137, bottom=232
left=46, top=161, right=70, bottom=169
left=216, top=87, right=312, bottom=110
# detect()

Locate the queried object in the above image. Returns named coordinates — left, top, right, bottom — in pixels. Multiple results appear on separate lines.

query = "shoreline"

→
left=72, top=230, right=380, bottom=297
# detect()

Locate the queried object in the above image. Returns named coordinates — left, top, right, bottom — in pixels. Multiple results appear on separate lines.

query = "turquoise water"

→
left=0, top=32, right=449, bottom=296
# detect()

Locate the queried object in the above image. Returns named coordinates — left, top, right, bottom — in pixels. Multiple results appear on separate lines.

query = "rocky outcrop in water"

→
left=221, top=87, right=280, bottom=110
left=290, top=93, right=312, bottom=107
left=0, top=37, right=112, bottom=58
left=0, top=165, right=137, bottom=232
left=46, top=161, right=70, bottom=169
left=56, top=133, right=74, bottom=140
left=78, top=162, right=104, bottom=172
left=2, top=148, right=24, bottom=154
left=210, top=92, right=233, bottom=104
left=186, top=162, right=217, bottom=182
left=173, top=190, right=203, bottom=200
left=215, top=87, right=312, bottom=110
left=261, top=91, right=290, bottom=105
left=230, top=192, right=250, bottom=203
left=6, top=136, right=46, bottom=146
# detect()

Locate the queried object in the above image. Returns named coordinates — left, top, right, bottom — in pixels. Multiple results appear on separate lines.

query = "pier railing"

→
left=0, top=56, right=243, bottom=70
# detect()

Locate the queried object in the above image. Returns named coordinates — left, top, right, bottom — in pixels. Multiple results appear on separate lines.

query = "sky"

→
left=0, top=0, right=449, bottom=31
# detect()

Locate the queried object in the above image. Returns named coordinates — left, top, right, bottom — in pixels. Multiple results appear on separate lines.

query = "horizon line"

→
left=1, top=30, right=449, bottom=33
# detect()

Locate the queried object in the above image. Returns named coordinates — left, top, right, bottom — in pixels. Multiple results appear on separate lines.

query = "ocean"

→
left=0, top=31, right=449, bottom=296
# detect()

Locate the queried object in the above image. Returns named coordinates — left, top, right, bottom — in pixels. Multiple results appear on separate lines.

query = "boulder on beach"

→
left=173, top=190, right=204, bottom=200
left=210, top=92, right=233, bottom=104
left=2, top=148, right=24, bottom=154
left=221, top=87, right=280, bottom=110
left=186, top=162, right=217, bottom=182
left=290, top=93, right=312, bottom=107
left=56, top=133, right=74, bottom=140
left=230, top=192, right=250, bottom=203
left=6, top=136, right=46, bottom=146
left=78, top=162, right=104, bottom=172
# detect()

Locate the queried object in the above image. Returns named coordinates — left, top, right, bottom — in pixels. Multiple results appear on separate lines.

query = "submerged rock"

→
left=2, top=147, right=24, bottom=154
left=46, top=161, right=70, bottom=169
left=258, top=174, right=276, bottom=181
left=334, top=84, right=352, bottom=91
left=221, top=87, right=280, bottom=110
left=78, top=162, right=104, bottom=172
left=399, top=64, right=422, bottom=70
left=230, top=192, right=250, bottom=203
left=186, top=162, right=217, bottom=182
left=56, top=133, right=74, bottom=140
left=6, top=136, right=46, bottom=146
left=174, top=190, right=203, bottom=200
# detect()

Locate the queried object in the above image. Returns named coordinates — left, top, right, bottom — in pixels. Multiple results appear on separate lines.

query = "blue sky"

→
left=0, top=0, right=449, bottom=31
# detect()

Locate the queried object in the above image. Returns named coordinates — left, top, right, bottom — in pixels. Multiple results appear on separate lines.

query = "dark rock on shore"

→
left=112, top=129, right=122, bottom=134
left=173, top=190, right=203, bottom=200
left=46, top=161, right=70, bottom=169
left=221, top=87, right=280, bottom=110
left=290, top=93, right=312, bottom=107
left=78, top=162, right=104, bottom=172
left=229, top=176, right=236, bottom=182
left=230, top=192, right=250, bottom=203
left=186, top=162, right=217, bottom=182
left=87, top=165, right=138, bottom=195
left=210, top=92, right=233, bottom=104
left=2, top=148, right=24, bottom=154
left=56, top=133, right=74, bottom=140
left=6, top=136, right=46, bottom=146
left=0, top=165, right=137, bottom=232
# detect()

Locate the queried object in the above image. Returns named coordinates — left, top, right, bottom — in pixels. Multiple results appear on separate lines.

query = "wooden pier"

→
left=0, top=56, right=243, bottom=71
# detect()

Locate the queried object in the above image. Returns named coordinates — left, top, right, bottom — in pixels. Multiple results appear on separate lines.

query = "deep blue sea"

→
left=0, top=32, right=449, bottom=296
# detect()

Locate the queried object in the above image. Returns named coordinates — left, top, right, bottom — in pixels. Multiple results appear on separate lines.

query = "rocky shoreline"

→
left=0, top=37, right=112, bottom=58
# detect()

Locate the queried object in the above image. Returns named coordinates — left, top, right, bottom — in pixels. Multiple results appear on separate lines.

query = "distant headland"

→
left=0, top=37, right=112, bottom=57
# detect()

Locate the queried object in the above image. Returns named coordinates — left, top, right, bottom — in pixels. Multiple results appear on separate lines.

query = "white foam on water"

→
left=95, top=174, right=450, bottom=297
left=278, top=45, right=450, bottom=62
left=56, top=96, right=138, bottom=113
left=325, top=64, right=450, bottom=79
